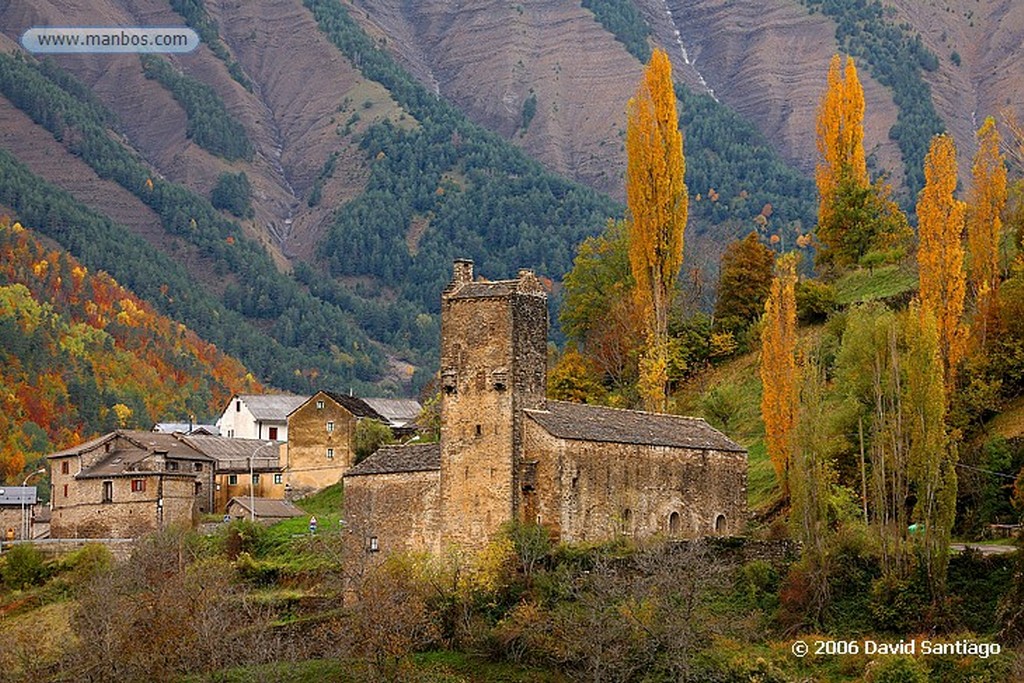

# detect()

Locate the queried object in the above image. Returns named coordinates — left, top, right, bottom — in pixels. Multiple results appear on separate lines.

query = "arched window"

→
left=669, top=511, right=680, bottom=535
left=715, top=514, right=727, bottom=534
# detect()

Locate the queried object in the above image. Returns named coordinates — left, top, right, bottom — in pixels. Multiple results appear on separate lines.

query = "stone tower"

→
left=438, top=259, right=548, bottom=550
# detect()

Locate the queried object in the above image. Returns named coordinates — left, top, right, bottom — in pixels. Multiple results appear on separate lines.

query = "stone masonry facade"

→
left=343, top=260, right=747, bottom=557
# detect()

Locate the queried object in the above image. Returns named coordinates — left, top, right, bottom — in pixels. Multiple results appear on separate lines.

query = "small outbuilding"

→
left=226, top=497, right=304, bottom=523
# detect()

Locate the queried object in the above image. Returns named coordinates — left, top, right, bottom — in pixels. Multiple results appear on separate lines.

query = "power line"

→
left=955, top=462, right=1018, bottom=480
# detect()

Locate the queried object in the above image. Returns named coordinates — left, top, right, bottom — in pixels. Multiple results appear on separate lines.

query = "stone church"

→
left=342, top=260, right=747, bottom=555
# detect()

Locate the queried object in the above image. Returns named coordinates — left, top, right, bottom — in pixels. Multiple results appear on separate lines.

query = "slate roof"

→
left=0, top=486, right=37, bottom=506
left=153, top=422, right=219, bottom=435
left=180, top=435, right=281, bottom=471
left=362, top=398, right=422, bottom=427
left=47, top=432, right=118, bottom=459
left=321, top=391, right=385, bottom=420
left=227, top=497, right=303, bottom=519
left=344, top=443, right=441, bottom=477
left=237, top=394, right=309, bottom=421
left=47, top=431, right=215, bottom=478
left=121, top=431, right=216, bottom=459
left=525, top=401, right=746, bottom=453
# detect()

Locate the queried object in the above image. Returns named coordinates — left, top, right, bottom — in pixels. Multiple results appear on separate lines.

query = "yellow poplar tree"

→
left=815, top=54, right=868, bottom=228
left=917, top=134, right=968, bottom=385
left=760, top=253, right=799, bottom=495
left=966, top=117, right=1007, bottom=351
left=626, top=48, right=687, bottom=411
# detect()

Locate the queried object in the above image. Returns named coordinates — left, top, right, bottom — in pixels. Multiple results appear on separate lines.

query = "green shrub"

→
left=1, top=543, right=48, bottom=589
left=353, top=419, right=395, bottom=464
left=61, top=542, right=113, bottom=585
left=869, top=573, right=927, bottom=633
left=795, top=279, right=838, bottom=324
left=234, top=551, right=280, bottom=586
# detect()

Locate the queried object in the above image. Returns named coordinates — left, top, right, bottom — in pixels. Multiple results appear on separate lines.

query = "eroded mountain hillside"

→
left=1, top=0, right=1022, bottom=394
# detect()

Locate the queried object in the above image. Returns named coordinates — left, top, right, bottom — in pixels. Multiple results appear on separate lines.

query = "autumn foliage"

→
left=815, top=55, right=868, bottom=230
left=626, top=48, right=688, bottom=411
left=759, top=253, right=799, bottom=495
left=917, top=134, right=968, bottom=384
left=0, top=217, right=258, bottom=482
left=966, top=117, right=1008, bottom=351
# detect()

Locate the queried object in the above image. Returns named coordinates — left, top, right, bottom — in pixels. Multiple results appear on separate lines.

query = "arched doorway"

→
left=668, top=511, right=680, bottom=536
left=714, top=514, right=727, bottom=535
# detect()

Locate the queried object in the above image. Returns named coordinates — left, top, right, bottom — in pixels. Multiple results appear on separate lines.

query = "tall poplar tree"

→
left=815, top=55, right=868, bottom=229
left=904, top=301, right=955, bottom=599
left=626, top=48, right=687, bottom=411
left=967, top=117, right=1008, bottom=351
left=917, top=134, right=968, bottom=385
left=760, top=253, right=799, bottom=495
left=812, top=56, right=909, bottom=272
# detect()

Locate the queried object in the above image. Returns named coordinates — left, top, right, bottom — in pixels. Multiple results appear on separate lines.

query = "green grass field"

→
left=833, top=264, right=917, bottom=305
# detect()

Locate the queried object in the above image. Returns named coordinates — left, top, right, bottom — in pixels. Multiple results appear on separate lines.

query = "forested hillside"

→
left=0, top=0, right=1020, bottom=399
left=0, top=217, right=257, bottom=483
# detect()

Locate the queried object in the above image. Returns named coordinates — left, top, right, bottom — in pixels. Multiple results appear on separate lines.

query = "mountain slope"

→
left=0, top=218, right=258, bottom=481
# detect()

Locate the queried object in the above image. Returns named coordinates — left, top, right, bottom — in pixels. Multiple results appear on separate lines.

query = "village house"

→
left=216, top=394, right=308, bottom=441
left=181, top=435, right=286, bottom=512
left=284, top=391, right=420, bottom=497
left=0, top=486, right=38, bottom=542
left=343, top=260, right=747, bottom=556
left=360, top=398, right=422, bottom=435
left=48, top=431, right=216, bottom=539
left=46, top=431, right=288, bottom=538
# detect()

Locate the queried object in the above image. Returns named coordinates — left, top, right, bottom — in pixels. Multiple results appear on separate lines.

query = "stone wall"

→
left=0, top=508, right=30, bottom=541
left=1, top=538, right=136, bottom=561
left=343, top=470, right=440, bottom=556
left=286, top=397, right=356, bottom=496
left=522, top=420, right=747, bottom=543
left=50, top=474, right=197, bottom=538
left=439, top=295, right=518, bottom=549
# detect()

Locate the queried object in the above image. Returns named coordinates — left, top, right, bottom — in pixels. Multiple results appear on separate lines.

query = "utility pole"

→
left=21, top=468, right=46, bottom=540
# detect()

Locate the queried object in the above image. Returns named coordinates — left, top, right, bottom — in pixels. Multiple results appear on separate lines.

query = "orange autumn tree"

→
left=966, top=117, right=1008, bottom=351
left=815, top=54, right=868, bottom=229
left=626, top=48, right=688, bottom=411
left=760, top=253, right=799, bottom=495
left=917, top=134, right=968, bottom=386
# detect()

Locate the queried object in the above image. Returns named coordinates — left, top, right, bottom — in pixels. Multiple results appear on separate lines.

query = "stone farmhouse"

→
left=343, top=260, right=748, bottom=556
left=47, top=431, right=285, bottom=538
left=285, top=391, right=420, bottom=498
